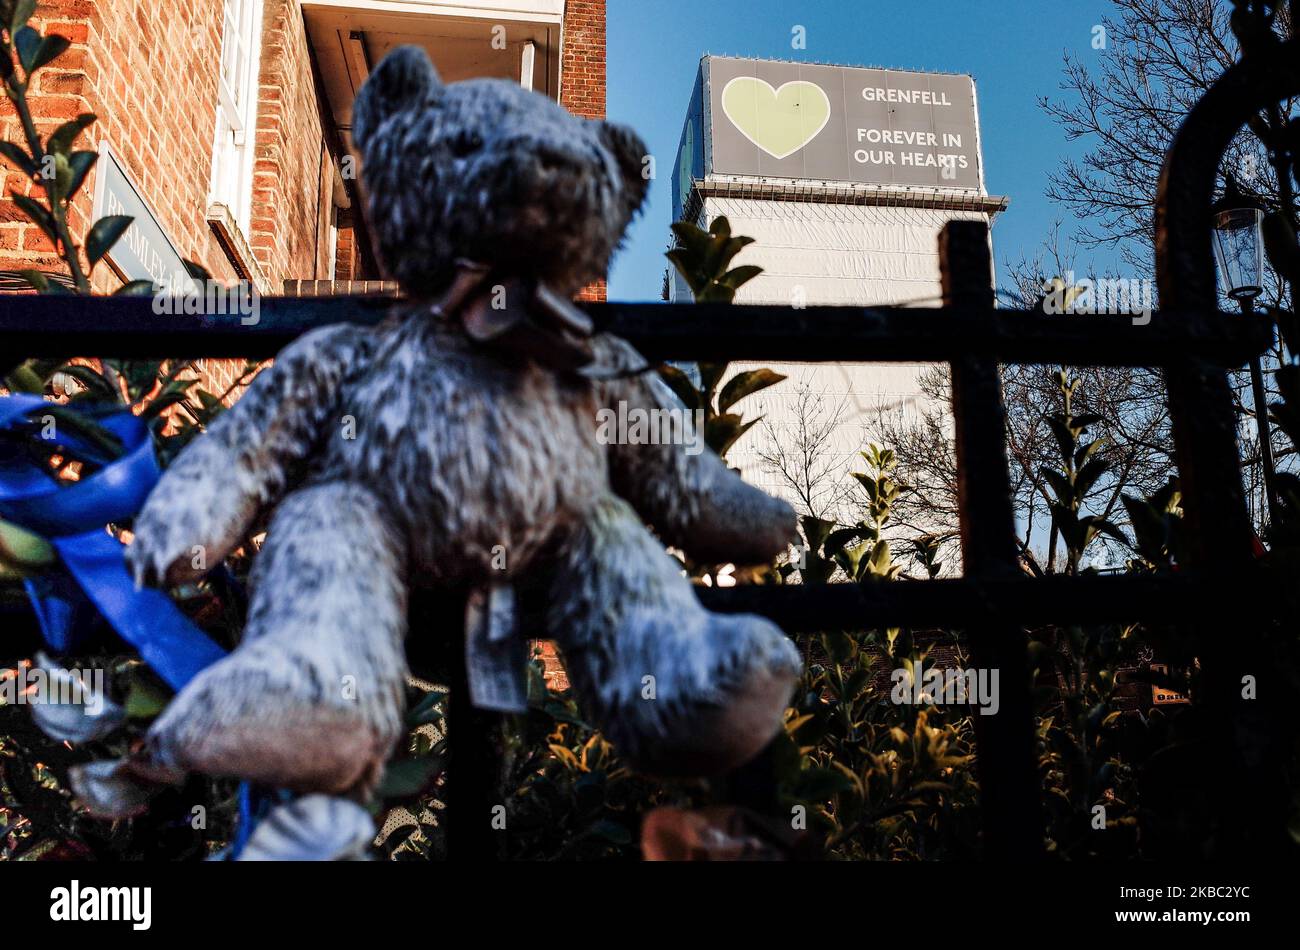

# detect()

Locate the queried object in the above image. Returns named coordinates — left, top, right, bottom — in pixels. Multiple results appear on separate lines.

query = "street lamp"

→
left=1211, top=178, right=1278, bottom=524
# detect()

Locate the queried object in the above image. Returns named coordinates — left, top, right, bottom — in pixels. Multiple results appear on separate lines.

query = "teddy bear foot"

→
left=568, top=606, right=801, bottom=779
left=627, top=614, right=801, bottom=777
left=630, top=664, right=798, bottom=777
left=235, top=795, right=376, bottom=861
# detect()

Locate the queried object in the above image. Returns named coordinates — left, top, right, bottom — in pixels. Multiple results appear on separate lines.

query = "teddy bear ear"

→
left=352, top=45, right=443, bottom=154
left=599, top=121, right=651, bottom=210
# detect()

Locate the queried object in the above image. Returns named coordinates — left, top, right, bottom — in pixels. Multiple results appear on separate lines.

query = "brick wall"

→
left=0, top=0, right=241, bottom=290
left=560, top=0, right=607, bottom=301
left=560, top=0, right=605, bottom=121
left=0, top=0, right=334, bottom=292
left=1, top=1, right=609, bottom=298
left=334, top=209, right=355, bottom=281
left=249, top=0, right=333, bottom=284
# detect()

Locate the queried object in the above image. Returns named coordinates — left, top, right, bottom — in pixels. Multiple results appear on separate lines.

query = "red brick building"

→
left=0, top=0, right=608, bottom=316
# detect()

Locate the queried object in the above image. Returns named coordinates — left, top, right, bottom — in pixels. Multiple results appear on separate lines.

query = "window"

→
left=209, top=0, right=263, bottom=232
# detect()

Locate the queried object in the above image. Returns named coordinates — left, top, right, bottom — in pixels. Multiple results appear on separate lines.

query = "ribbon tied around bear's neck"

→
left=432, top=259, right=650, bottom=380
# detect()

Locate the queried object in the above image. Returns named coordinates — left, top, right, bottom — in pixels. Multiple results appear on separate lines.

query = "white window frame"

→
left=210, top=0, right=264, bottom=233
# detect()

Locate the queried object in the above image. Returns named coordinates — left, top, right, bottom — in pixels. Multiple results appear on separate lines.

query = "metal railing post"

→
left=941, top=220, right=1043, bottom=860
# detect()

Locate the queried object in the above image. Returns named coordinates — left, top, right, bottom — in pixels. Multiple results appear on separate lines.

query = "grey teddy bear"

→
left=78, top=46, right=800, bottom=820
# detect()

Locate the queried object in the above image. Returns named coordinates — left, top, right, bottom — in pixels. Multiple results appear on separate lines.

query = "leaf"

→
left=117, top=359, right=164, bottom=400
left=45, top=113, right=96, bottom=157
left=655, top=363, right=701, bottom=413
left=718, top=368, right=786, bottom=413
left=823, top=525, right=865, bottom=557
left=9, top=0, right=34, bottom=29
left=695, top=281, right=737, bottom=304
left=13, top=27, right=38, bottom=72
left=1074, top=455, right=1110, bottom=499
left=15, top=27, right=68, bottom=74
left=11, top=193, right=58, bottom=243
left=137, top=389, right=194, bottom=422
left=127, top=366, right=184, bottom=408
left=0, top=519, right=56, bottom=571
left=697, top=361, right=728, bottom=397
left=405, top=689, right=447, bottom=727
left=718, top=263, right=763, bottom=290
left=667, top=217, right=757, bottom=302
left=39, top=403, right=126, bottom=458
left=1072, top=413, right=1103, bottom=433
left=670, top=219, right=711, bottom=259
left=1089, top=518, right=1127, bottom=543
left=664, top=248, right=704, bottom=295
left=844, top=666, right=874, bottom=704
left=833, top=539, right=869, bottom=579
left=85, top=214, right=133, bottom=267
left=1122, top=494, right=1167, bottom=564
left=1046, top=416, right=1076, bottom=464
left=0, top=140, right=37, bottom=177
left=1038, top=467, right=1074, bottom=507
left=852, top=471, right=879, bottom=500
left=66, top=150, right=96, bottom=198
left=1150, top=477, right=1181, bottom=514
left=183, top=258, right=214, bottom=282
left=1074, top=437, right=1104, bottom=468
left=49, top=151, right=73, bottom=201
left=867, top=539, right=893, bottom=574
left=112, top=279, right=155, bottom=297
left=376, top=757, right=445, bottom=799
left=799, top=515, right=835, bottom=553
left=788, top=766, right=855, bottom=802
left=16, top=267, right=46, bottom=292
left=585, top=819, right=632, bottom=845
left=705, top=413, right=759, bottom=459
left=29, top=33, right=70, bottom=72
left=3, top=360, right=44, bottom=393
left=124, top=676, right=171, bottom=719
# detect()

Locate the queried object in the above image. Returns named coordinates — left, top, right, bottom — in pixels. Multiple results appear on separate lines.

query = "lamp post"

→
left=1211, top=179, right=1278, bottom=525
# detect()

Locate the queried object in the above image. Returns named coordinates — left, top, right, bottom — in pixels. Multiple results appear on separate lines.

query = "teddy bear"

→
left=72, top=46, right=801, bottom=832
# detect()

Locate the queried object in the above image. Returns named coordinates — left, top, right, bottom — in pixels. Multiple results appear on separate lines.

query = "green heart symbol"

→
left=721, top=77, right=831, bottom=159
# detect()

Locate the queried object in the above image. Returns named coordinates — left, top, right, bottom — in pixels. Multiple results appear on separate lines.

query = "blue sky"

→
left=607, top=0, right=1121, bottom=300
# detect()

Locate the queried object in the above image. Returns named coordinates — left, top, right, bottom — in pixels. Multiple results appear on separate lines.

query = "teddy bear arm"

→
left=127, top=324, right=369, bottom=586
left=611, top=443, right=796, bottom=564
left=599, top=359, right=797, bottom=565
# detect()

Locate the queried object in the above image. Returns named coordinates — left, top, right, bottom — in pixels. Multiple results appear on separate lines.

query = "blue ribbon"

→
left=0, top=393, right=226, bottom=690
left=1, top=393, right=298, bottom=858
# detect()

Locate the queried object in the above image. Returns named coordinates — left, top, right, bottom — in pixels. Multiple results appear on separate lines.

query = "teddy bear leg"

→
left=138, top=482, right=408, bottom=796
left=547, top=494, right=801, bottom=777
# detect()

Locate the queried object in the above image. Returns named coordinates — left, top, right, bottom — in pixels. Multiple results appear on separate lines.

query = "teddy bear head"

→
left=351, top=45, right=649, bottom=299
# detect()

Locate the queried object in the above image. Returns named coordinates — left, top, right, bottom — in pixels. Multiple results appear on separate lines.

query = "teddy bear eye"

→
left=448, top=130, right=483, bottom=157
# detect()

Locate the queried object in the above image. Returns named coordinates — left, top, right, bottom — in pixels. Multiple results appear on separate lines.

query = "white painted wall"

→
left=676, top=196, right=993, bottom=521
